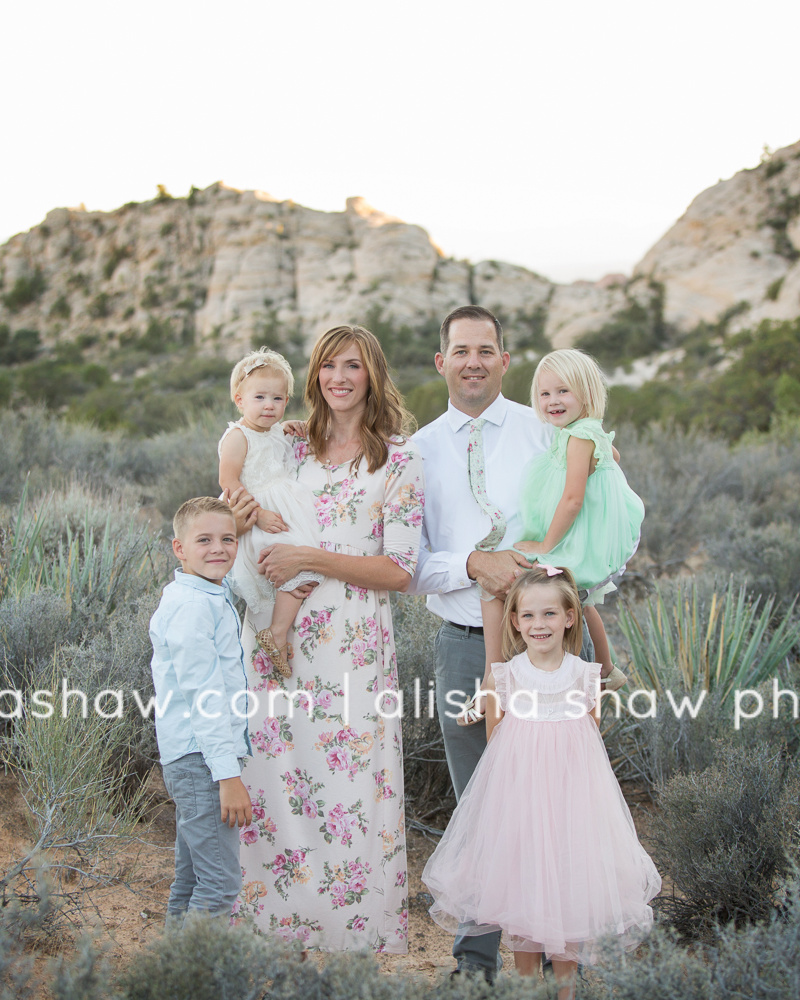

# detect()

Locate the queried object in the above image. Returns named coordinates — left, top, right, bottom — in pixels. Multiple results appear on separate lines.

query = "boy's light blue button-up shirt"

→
left=149, top=570, right=250, bottom=781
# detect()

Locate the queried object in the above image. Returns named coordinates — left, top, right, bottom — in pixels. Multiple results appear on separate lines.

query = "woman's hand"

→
left=282, top=420, right=308, bottom=438
left=222, top=486, right=260, bottom=536
left=258, top=543, right=313, bottom=587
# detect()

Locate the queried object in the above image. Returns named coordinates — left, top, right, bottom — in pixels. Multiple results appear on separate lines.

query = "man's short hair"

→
left=173, top=496, right=235, bottom=539
left=439, top=306, right=504, bottom=354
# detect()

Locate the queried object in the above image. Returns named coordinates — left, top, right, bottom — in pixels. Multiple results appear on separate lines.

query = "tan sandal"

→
left=255, top=628, right=292, bottom=678
left=601, top=665, right=627, bottom=691
left=456, top=693, right=486, bottom=727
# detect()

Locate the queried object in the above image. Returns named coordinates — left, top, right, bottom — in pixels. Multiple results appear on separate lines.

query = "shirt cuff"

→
left=448, top=551, right=474, bottom=592
left=204, top=752, right=242, bottom=782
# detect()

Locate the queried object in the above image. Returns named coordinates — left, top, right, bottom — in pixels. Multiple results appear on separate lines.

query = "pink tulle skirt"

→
left=422, top=715, right=661, bottom=963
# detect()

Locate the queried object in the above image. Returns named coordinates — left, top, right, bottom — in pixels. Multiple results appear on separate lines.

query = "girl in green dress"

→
left=460, top=349, right=640, bottom=726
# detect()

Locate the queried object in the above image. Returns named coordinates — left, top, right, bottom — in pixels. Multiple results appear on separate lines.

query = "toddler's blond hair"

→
left=230, top=347, right=294, bottom=407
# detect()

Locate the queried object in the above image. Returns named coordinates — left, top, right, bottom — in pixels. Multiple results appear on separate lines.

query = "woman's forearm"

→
left=261, top=544, right=411, bottom=592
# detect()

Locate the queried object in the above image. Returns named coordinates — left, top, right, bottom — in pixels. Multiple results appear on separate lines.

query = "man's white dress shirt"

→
left=409, top=394, right=553, bottom=627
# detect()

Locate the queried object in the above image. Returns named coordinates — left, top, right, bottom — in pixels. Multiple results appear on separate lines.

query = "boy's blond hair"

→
left=173, top=497, right=235, bottom=540
left=531, top=348, right=607, bottom=421
left=229, top=347, right=294, bottom=406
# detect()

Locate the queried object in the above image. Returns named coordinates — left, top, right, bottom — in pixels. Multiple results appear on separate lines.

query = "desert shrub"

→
left=580, top=925, right=712, bottom=999
left=4, top=482, right=162, bottom=620
left=2, top=269, right=46, bottom=312
left=0, top=326, right=41, bottom=364
left=0, top=658, right=151, bottom=932
left=500, top=360, right=537, bottom=405
left=115, top=916, right=283, bottom=1000
left=0, top=590, right=83, bottom=694
left=61, top=594, right=162, bottom=781
left=146, top=410, right=227, bottom=518
left=651, top=741, right=800, bottom=941
left=576, top=283, right=667, bottom=370
left=405, top=378, right=448, bottom=427
left=0, top=894, right=50, bottom=999
left=392, top=593, right=454, bottom=826
left=48, top=933, right=109, bottom=1000
left=617, top=422, right=800, bottom=602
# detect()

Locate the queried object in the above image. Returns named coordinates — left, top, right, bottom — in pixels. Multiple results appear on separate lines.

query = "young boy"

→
left=149, top=496, right=253, bottom=921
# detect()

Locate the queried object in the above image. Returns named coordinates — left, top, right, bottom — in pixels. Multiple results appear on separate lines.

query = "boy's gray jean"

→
left=434, top=620, right=594, bottom=978
left=162, top=752, right=242, bottom=920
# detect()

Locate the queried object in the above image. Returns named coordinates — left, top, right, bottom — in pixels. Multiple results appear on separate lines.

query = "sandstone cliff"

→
left=1, top=140, right=798, bottom=365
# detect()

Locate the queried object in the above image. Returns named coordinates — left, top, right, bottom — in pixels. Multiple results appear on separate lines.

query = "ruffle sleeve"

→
left=583, top=659, right=603, bottom=715
left=218, top=420, right=245, bottom=458
left=556, top=417, right=614, bottom=466
left=490, top=660, right=510, bottom=712
left=381, top=441, right=425, bottom=576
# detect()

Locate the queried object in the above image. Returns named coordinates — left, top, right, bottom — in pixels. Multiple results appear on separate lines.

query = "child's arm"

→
left=514, top=435, right=595, bottom=555
left=219, top=428, right=288, bottom=534
left=484, top=670, right=504, bottom=741
left=219, top=775, right=253, bottom=827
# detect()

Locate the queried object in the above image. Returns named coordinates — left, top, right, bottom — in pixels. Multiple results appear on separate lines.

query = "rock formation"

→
left=1, top=139, right=798, bottom=364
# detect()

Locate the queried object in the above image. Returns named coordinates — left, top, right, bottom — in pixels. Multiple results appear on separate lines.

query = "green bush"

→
left=50, top=295, right=72, bottom=320
left=87, top=292, right=112, bottom=319
left=2, top=269, right=46, bottom=312
left=651, top=741, right=800, bottom=941
left=0, top=326, right=41, bottom=365
left=576, top=282, right=668, bottom=369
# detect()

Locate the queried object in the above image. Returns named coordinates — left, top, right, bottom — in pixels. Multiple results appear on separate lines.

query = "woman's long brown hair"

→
left=305, top=325, right=414, bottom=474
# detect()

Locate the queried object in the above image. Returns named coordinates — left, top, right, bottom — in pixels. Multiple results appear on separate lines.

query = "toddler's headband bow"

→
left=243, top=359, right=269, bottom=377
left=538, top=563, right=563, bottom=577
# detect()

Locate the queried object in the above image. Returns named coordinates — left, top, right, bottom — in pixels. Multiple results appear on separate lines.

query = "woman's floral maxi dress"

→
left=235, top=439, right=424, bottom=953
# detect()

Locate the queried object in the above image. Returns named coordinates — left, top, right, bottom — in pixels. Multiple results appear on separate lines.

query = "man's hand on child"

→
left=219, top=776, right=252, bottom=827
left=467, top=549, right=531, bottom=599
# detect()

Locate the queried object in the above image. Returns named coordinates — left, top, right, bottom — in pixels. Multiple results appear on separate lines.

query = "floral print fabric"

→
left=235, top=439, right=424, bottom=953
left=467, top=417, right=507, bottom=551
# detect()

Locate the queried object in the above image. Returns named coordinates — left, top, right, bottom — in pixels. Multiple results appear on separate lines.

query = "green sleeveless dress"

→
left=518, top=418, right=644, bottom=602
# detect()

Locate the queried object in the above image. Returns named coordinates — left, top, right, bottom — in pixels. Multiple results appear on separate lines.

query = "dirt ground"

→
left=0, top=770, right=656, bottom=987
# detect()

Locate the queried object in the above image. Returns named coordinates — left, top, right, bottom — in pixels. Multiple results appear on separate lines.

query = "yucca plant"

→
left=2, top=479, right=162, bottom=615
left=604, top=578, right=800, bottom=789
left=619, top=578, right=799, bottom=703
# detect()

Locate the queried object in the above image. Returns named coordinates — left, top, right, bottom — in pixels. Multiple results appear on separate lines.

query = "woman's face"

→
left=317, top=341, right=370, bottom=417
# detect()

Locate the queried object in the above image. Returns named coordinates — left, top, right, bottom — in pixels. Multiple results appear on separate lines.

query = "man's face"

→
left=435, top=318, right=510, bottom=417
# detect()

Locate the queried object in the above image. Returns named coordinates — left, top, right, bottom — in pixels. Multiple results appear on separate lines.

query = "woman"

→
left=233, top=325, right=424, bottom=954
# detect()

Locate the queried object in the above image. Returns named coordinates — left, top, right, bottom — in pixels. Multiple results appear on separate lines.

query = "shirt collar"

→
left=173, top=568, right=227, bottom=595
left=445, top=394, right=510, bottom=433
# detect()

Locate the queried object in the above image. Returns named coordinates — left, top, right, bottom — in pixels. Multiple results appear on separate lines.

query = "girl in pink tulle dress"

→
left=422, top=565, right=660, bottom=999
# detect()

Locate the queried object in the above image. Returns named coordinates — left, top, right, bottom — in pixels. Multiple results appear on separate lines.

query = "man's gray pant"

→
left=433, top=619, right=594, bottom=977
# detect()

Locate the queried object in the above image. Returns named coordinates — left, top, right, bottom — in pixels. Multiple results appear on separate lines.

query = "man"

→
left=409, top=305, right=555, bottom=981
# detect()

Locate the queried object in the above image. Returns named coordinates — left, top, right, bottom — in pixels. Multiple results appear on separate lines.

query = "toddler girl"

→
left=461, top=348, right=641, bottom=723
left=218, top=348, right=322, bottom=676
left=424, top=566, right=660, bottom=998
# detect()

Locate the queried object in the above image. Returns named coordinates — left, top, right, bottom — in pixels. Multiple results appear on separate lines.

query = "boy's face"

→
left=172, top=512, right=238, bottom=584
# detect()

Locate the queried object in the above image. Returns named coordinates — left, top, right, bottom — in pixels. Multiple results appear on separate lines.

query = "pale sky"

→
left=2, top=0, right=798, bottom=283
